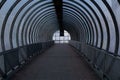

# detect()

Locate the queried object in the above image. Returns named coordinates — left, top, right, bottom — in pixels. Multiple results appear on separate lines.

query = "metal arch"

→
left=63, top=14, right=86, bottom=42
left=63, top=7, right=92, bottom=44
left=63, top=9, right=89, bottom=43
left=63, top=13, right=84, bottom=40
left=16, top=1, right=53, bottom=47
left=63, top=22, right=80, bottom=40
left=102, top=0, right=119, bottom=54
left=34, top=17, right=57, bottom=43
left=1, top=0, right=20, bottom=51
left=91, top=0, right=110, bottom=51
left=80, top=0, right=103, bottom=49
left=37, top=21, right=59, bottom=42
left=0, top=0, right=6, bottom=9
left=63, top=11, right=85, bottom=40
left=33, top=14, right=57, bottom=37
left=63, top=3, right=86, bottom=42
left=63, top=7, right=93, bottom=44
left=63, top=8, right=87, bottom=39
left=1, top=0, right=118, bottom=54
left=118, top=0, right=120, bottom=4
left=31, top=12, right=56, bottom=42
left=36, top=21, right=58, bottom=42
left=63, top=2, right=95, bottom=45
left=30, top=15, right=55, bottom=43
left=25, top=9, right=56, bottom=44
left=63, top=16, right=85, bottom=42
left=63, top=6, right=93, bottom=44
left=21, top=3, right=54, bottom=45
left=33, top=16, right=57, bottom=43
left=25, top=9, right=55, bottom=44
left=28, top=9, right=57, bottom=42
left=27, top=10, right=56, bottom=43
left=11, top=1, right=51, bottom=46
left=16, top=1, right=41, bottom=46
left=63, top=7, right=88, bottom=42
left=30, top=13, right=56, bottom=43
left=10, top=0, right=33, bottom=48
left=63, top=22, right=79, bottom=40
left=63, top=2, right=95, bottom=46
left=21, top=5, right=54, bottom=45
left=68, top=1, right=98, bottom=47
left=63, top=1, right=94, bottom=45
left=16, top=1, right=51, bottom=46
left=63, top=4, right=90, bottom=43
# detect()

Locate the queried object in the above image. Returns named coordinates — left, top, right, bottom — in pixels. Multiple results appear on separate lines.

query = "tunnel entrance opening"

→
left=52, top=30, right=71, bottom=44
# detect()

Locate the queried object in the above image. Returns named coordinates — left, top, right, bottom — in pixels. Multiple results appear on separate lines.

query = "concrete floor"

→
left=11, top=44, right=100, bottom=80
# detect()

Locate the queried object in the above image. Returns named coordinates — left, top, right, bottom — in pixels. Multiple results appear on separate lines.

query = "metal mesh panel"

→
left=4, top=49, right=19, bottom=73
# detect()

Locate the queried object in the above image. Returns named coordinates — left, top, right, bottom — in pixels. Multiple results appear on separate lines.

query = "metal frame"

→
left=0, top=0, right=119, bottom=55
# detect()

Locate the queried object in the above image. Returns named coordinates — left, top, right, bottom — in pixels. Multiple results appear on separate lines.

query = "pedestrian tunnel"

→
left=0, top=0, right=120, bottom=80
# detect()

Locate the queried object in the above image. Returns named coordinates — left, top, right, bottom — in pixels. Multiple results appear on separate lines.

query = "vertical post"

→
left=53, top=0, right=64, bottom=36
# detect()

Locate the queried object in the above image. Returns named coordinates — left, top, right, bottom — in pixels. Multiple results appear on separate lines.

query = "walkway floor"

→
left=11, top=44, right=100, bottom=80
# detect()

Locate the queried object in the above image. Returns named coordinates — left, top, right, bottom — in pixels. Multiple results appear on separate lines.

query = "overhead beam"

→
left=53, top=0, right=64, bottom=36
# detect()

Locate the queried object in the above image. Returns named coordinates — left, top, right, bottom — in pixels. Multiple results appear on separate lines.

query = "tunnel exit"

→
left=52, top=30, right=71, bottom=44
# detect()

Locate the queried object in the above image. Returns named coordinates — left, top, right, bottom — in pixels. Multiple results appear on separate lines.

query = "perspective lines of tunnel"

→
left=1, top=0, right=120, bottom=80
left=11, top=44, right=100, bottom=80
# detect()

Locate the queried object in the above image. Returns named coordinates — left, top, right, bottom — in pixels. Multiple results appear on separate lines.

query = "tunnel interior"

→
left=0, top=0, right=120, bottom=80
left=0, top=0, right=120, bottom=54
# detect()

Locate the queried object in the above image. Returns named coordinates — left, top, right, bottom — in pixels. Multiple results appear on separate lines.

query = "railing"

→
left=69, top=40, right=120, bottom=80
left=0, top=41, right=54, bottom=80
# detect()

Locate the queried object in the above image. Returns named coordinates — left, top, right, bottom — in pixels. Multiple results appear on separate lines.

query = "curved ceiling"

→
left=0, top=0, right=120, bottom=55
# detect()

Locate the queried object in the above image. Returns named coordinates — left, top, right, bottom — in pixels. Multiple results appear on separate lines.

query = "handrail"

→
left=0, top=41, right=54, bottom=80
left=69, top=40, right=120, bottom=80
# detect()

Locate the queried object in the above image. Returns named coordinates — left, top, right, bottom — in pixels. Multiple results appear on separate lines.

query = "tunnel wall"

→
left=0, top=0, right=58, bottom=52
left=0, top=0, right=58, bottom=79
left=65, top=1, right=120, bottom=79
left=63, top=0, right=120, bottom=56
left=0, top=41, right=54, bottom=79
left=0, top=0, right=120, bottom=80
left=0, top=0, right=120, bottom=55
left=69, top=40, right=120, bottom=80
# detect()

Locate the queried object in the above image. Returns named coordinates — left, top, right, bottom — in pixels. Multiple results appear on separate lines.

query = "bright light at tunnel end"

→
left=52, top=30, right=71, bottom=44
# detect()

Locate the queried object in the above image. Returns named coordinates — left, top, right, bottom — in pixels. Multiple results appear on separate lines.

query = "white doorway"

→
left=52, top=30, right=71, bottom=44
